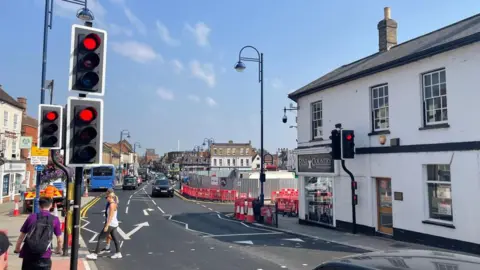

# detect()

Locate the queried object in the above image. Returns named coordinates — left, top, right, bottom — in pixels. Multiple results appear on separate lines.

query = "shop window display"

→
left=304, top=176, right=334, bottom=225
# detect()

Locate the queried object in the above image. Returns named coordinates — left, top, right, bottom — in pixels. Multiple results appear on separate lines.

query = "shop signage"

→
left=297, top=153, right=334, bottom=173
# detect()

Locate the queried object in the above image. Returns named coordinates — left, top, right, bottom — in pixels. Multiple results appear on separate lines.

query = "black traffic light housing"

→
left=341, top=130, right=355, bottom=159
left=329, top=129, right=341, bottom=160
left=65, top=96, right=103, bottom=166
left=69, top=24, right=107, bottom=96
left=38, top=105, right=63, bottom=149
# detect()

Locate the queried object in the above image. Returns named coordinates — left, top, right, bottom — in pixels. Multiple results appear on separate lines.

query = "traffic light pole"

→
left=341, top=160, right=356, bottom=234
left=70, top=167, right=83, bottom=270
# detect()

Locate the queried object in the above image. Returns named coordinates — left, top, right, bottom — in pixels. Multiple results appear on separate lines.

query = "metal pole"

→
left=70, top=167, right=83, bottom=270
left=259, top=53, right=265, bottom=206
left=35, top=0, right=51, bottom=215
left=50, top=150, right=71, bottom=256
left=119, top=132, right=123, bottom=183
left=133, top=144, right=136, bottom=175
left=341, top=160, right=357, bottom=234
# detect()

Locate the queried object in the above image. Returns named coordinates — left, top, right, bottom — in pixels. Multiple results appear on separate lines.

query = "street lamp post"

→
left=35, top=0, right=93, bottom=215
left=118, top=130, right=130, bottom=183
left=133, top=142, right=141, bottom=174
left=234, top=45, right=265, bottom=206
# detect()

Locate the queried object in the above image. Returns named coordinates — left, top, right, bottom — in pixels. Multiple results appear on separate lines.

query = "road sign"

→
left=35, top=165, right=44, bottom=172
left=31, top=156, right=48, bottom=165
left=19, top=136, right=33, bottom=149
left=31, top=146, right=49, bottom=156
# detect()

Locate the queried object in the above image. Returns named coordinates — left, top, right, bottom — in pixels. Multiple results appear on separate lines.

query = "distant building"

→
left=18, top=97, right=37, bottom=190
left=210, top=140, right=253, bottom=171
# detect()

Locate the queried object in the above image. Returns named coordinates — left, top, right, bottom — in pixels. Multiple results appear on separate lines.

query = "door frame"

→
left=376, top=177, right=393, bottom=235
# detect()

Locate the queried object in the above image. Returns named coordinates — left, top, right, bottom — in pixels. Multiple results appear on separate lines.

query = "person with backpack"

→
left=14, top=197, right=62, bottom=270
left=87, top=192, right=122, bottom=260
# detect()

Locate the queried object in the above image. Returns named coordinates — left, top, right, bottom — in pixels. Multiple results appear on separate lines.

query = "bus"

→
left=89, top=164, right=116, bottom=190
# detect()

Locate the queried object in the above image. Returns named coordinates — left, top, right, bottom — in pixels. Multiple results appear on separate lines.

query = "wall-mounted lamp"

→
left=282, top=103, right=299, bottom=124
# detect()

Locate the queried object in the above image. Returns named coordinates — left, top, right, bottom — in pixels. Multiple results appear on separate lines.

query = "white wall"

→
left=211, top=156, right=251, bottom=168
left=296, top=42, right=480, bottom=149
left=0, top=102, right=23, bottom=160
left=295, top=43, right=480, bottom=244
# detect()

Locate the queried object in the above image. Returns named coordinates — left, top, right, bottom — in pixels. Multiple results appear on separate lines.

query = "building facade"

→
left=210, top=141, right=253, bottom=171
left=0, top=88, right=26, bottom=203
left=289, top=8, right=480, bottom=254
left=19, top=97, right=37, bottom=190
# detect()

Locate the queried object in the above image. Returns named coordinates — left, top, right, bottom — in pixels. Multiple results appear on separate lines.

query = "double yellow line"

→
left=80, top=196, right=102, bottom=218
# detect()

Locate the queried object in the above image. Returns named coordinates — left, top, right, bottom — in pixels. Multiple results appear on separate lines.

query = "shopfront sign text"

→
left=298, top=153, right=334, bottom=173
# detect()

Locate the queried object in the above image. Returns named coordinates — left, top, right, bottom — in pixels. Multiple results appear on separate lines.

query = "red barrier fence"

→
left=271, top=188, right=299, bottom=217
left=181, top=185, right=237, bottom=202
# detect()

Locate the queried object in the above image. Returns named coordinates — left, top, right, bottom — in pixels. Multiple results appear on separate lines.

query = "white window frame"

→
left=3, top=111, right=8, bottom=128
left=422, top=69, right=448, bottom=125
left=227, top=148, right=231, bottom=155
left=311, top=101, right=323, bottom=140
left=246, top=159, right=249, bottom=166
left=213, top=159, right=217, bottom=166
left=425, top=164, right=453, bottom=223
left=219, top=159, right=223, bottom=166
left=227, top=159, right=231, bottom=166
left=11, top=139, right=17, bottom=156
left=371, top=84, right=389, bottom=131
left=13, top=114, right=19, bottom=130
left=240, top=159, right=244, bottom=166
left=240, top=148, right=244, bottom=155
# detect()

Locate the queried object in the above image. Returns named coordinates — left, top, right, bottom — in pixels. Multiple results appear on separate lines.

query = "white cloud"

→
left=190, top=60, right=216, bottom=88
left=184, top=22, right=211, bottom=47
left=123, top=7, right=147, bottom=35
left=271, top=78, right=284, bottom=89
left=187, top=95, right=200, bottom=102
left=111, top=41, right=161, bottom=63
left=205, top=97, right=217, bottom=107
left=156, top=21, right=180, bottom=46
left=156, top=87, right=174, bottom=100
left=108, top=23, right=134, bottom=37
left=170, top=59, right=184, bottom=74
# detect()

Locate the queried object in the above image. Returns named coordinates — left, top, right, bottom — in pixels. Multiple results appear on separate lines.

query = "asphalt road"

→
left=81, top=183, right=367, bottom=270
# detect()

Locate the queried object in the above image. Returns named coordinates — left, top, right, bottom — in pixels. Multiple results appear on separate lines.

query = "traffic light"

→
left=329, top=129, right=341, bottom=160
left=38, top=105, right=63, bottom=149
left=65, top=97, right=103, bottom=166
left=69, top=24, right=107, bottom=96
left=352, top=181, right=357, bottom=190
left=353, top=194, right=358, bottom=205
left=341, top=130, right=355, bottom=159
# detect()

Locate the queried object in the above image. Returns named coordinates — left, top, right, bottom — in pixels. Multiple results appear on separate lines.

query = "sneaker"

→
left=86, top=253, right=98, bottom=260
left=111, top=252, right=123, bottom=259
left=99, top=248, right=111, bottom=254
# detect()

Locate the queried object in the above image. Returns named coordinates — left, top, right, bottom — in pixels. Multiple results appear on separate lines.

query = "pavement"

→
left=0, top=197, right=99, bottom=270
left=80, top=182, right=367, bottom=270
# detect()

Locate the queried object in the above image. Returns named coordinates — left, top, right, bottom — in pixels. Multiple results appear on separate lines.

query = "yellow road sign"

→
left=31, top=146, right=49, bottom=157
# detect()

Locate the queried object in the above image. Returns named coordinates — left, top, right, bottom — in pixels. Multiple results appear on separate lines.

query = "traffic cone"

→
left=244, top=200, right=255, bottom=223
left=238, top=203, right=245, bottom=220
left=12, top=200, right=20, bottom=217
left=83, top=186, right=88, bottom=197
left=235, top=202, right=240, bottom=220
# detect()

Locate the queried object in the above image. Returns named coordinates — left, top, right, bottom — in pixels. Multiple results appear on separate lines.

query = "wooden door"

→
left=376, top=178, right=393, bottom=235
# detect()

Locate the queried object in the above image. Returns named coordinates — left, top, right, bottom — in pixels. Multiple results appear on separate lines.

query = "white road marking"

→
left=157, top=206, right=165, bottom=214
left=81, top=227, right=98, bottom=234
left=234, top=240, right=253, bottom=245
left=125, top=222, right=150, bottom=238
left=281, top=266, right=287, bottom=269
left=283, top=238, right=305, bottom=242
left=196, top=202, right=200, bottom=205
left=143, top=208, right=154, bottom=216
left=170, top=250, right=174, bottom=253
left=215, top=211, right=220, bottom=214
left=201, top=205, right=206, bottom=208
left=208, top=208, right=213, bottom=211
left=152, top=200, right=157, bottom=205
left=117, top=227, right=131, bottom=240
left=164, top=214, right=172, bottom=220
left=203, top=232, right=282, bottom=238
left=89, top=233, right=99, bottom=243
left=120, top=241, right=124, bottom=248
left=125, top=207, right=129, bottom=214
left=302, top=264, right=308, bottom=266
left=214, top=214, right=276, bottom=232
left=129, top=195, right=133, bottom=199
left=127, top=200, right=130, bottom=205
left=148, top=252, right=153, bottom=255
left=83, top=259, right=91, bottom=270
left=169, top=219, right=213, bottom=235
left=191, top=248, right=195, bottom=251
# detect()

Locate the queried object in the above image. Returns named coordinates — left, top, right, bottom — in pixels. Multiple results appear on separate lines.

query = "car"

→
left=151, top=178, right=174, bottom=197
left=122, top=176, right=137, bottom=190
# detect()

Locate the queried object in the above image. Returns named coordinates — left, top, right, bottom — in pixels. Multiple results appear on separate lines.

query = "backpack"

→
left=24, top=213, right=54, bottom=256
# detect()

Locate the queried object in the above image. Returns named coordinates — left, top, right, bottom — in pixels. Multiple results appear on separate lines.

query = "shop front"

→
left=0, top=160, right=26, bottom=203
left=297, top=149, right=337, bottom=227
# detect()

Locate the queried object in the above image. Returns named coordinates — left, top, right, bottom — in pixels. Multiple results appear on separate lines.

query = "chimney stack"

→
left=377, top=7, right=397, bottom=52
left=16, top=97, right=27, bottom=117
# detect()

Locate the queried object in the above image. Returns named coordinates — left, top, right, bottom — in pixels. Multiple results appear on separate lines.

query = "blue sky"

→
left=1, top=0, right=479, bottom=155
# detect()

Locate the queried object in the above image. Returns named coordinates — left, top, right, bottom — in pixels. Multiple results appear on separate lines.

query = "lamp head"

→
left=234, top=61, right=246, bottom=72
left=76, top=7, right=95, bottom=21
left=282, top=115, right=287, bottom=124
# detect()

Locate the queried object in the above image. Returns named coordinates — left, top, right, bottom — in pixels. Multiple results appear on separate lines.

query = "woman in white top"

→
left=87, top=193, right=122, bottom=260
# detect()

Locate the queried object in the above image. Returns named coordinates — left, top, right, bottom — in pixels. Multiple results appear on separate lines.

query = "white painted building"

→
left=0, top=87, right=26, bottom=203
left=210, top=141, right=253, bottom=171
left=288, top=8, right=480, bottom=254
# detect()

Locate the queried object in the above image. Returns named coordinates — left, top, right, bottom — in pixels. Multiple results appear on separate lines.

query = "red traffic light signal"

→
left=78, top=107, right=97, bottom=122
left=82, top=33, right=101, bottom=50
left=346, top=134, right=353, bottom=141
left=45, top=111, right=58, bottom=121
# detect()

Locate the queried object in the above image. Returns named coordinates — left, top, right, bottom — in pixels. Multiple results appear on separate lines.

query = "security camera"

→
left=282, top=115, right=287, bottom=123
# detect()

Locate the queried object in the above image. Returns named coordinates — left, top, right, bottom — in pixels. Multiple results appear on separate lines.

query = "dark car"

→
left=151, top=178, right=174, bottom=197
left=313, top=249, right=480, bottom=269
left=122, top=176, right=137, bottom=190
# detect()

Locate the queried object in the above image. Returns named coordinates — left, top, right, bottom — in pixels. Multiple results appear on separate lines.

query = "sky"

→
left=1, top=0, right=479, bottom=155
